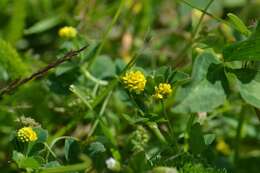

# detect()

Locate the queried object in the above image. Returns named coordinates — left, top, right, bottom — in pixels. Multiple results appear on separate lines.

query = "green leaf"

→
left=12, top=151, right=40, bottom=169
left=64, top=138, right=80, bottom=163
left=232, top=69, right=260, bottom=109
left=90, top=55, right=116, bottom=79
left=169, top=71, right=190, bottom=85
left=189, top=123, right=207, bottom=155
left=88, top=142, right=106, bottom=156
left=24, top=16, right=61, bottom=35
left=34, top=127, right=48, bottom=143
left=227, top=13, right=251, bottom=36
left=204, top=134, right=216, bottom=145
left=173, top=51, right=226, bottom=113
left=223, top=22, right=260, bottom=61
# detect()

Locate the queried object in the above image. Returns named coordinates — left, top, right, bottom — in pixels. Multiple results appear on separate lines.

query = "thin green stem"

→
left=161, top=102, right=174, bottom=139
left=184, top=113, right=196, bottom=152
left=147, top=122, right=167, bottom=144
left=178, top=0, right=228, bottom=25
left=86, top=0, right=125, bottom=69
left=46, top=136, right=79, bottom=162
left=175, top=0, right=215, bottom=65
left=86, top=91, right=112, bottom=141
left=191, top=0, right=214, bottom=39
left=40, top=161, right=92, bottom=173
left=161, top=101, right=179, bottom=150
left=235, top=109, right=245, bottom=165
left=44, top=142, right=59, bottom=163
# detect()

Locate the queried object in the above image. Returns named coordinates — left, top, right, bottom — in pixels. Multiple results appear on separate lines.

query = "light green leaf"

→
left=88, top=141, right=106, bottom=156
left=12, top=151, right=40, bottom=169
left=34, top=127, right=48, bottom=143
left=227, top=13, right=251, bottom=36
left=223, top=22, right=260, bottom=61
left=204, top=134, right=216, bottom=145
left=232, top=69, right=260, bottom=109
left=173, top=51, right=226, bottom=113
left=24, top=16, right=61, bottom=35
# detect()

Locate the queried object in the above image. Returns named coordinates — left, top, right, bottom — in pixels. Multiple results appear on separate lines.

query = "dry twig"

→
left=0, top=46, right=87, bottom=98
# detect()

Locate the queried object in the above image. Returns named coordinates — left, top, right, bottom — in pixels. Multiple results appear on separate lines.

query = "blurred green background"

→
left=0, top=0, right=260, bottom=172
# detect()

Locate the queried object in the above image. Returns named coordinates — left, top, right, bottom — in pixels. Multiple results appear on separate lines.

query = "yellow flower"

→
left=216, top=139, right=231, bottom=155
left=153, top=83, right=172, bottom=100
left=17, top=127, right=37, bottom=143
left=58, top=26, right=77, bottom=38
left=122, top=70, right=146, bottom=94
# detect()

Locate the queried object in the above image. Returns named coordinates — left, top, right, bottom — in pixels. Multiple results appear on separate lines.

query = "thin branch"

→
left=0, top=46, right=87, bottom=98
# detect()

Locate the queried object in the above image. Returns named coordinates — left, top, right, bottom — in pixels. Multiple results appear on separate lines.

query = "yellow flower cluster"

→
left=216, top=139, right=231, bottom=155
left=153, top=83, right=172, bottom=100
left=122, top=71, right=146, bottom=94
left=17, top=127, right=37, bottom=143
left=58, top=26, right=77, bottom=38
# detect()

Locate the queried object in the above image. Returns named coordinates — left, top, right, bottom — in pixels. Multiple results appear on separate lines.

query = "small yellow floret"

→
left=153, top=83, right=172, bottom=100
left=17, top=127, right=37, bottom=143
left=216, top=139, right=231, bottom=155
left=122, top=71, right=146, bottom=94
left=58, top=26, right=77, bottom=38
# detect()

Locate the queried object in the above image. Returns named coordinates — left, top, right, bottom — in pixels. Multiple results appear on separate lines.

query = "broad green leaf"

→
left=174, top=80, right=225, bottom=113
left=64, top=138, right=80, bottom=163
left=204, top=134, right=216, bottom=145
left=88, top=141, right=106, bottom=156
left=223, top=22, right=260, bottom=61
left=191, top=51, right=220, bottom=84
left=227, top=13, right=251, bottom=36
left=24, top=16, right=61, bottom=35
left=232, top=69, right=260, bottom=109
left=90, top=55, right=116, bottom=79
left=12, top=151, right=40, bottom=169
left=34, top=127, right=48, bottom=143
left=173, top=51, right=226, bottom=113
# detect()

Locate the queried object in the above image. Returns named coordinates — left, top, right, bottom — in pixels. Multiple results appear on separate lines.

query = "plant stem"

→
left=86, top=0, right=125, bottom=69
left=178, top=0, right=228, bottom=25
left=40, top=160, right=92, bottom=173
left=161, top=102, right=174, bottom=138
left=86, top=91, right=112, bottom=141
left=0, top=46, right=87, bottom=98
left=184, top=113, right=196, bottom=152
left=147, top=122, right=167, bottom=144
left=174, top=0, right=214, bottom=67
left=234, top=108, right=245, bottom=165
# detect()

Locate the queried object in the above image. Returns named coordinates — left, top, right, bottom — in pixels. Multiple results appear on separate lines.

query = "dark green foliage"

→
left=0, top=0, right=260, bottom=173
left=0, top=39, right=28, bottom=81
